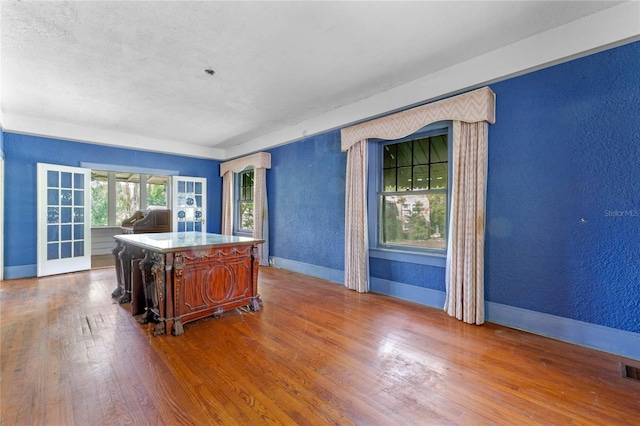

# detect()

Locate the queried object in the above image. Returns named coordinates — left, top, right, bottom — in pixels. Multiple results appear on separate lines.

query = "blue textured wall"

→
left=266, top=41, right=639, bottom=334
left=267, top=130, right=346, bottom=271
left=486, top=41, right=640, bottom=333
left=3, top=133, right=221, bottom=270
left=370, top=258, right=446, bottom=291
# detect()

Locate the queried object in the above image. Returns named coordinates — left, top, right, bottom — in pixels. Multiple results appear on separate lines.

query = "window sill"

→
left=369, top=247, right=446, bottom=268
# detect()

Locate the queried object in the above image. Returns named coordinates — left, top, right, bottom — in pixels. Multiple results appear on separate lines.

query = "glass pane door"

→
left=172, top=176, right=207, bottom=232
left=37, top=163, right=91, bottom=276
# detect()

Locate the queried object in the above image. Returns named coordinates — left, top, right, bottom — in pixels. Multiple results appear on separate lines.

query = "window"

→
left=377, top=126, right=449, bottom=252
left=235, top=169, right=254, bottom=234
left=115, top=176, right=140, bottom=224
left=90, top=177, right=109, bottom=227
left=90, top=171, right=169, bottom=227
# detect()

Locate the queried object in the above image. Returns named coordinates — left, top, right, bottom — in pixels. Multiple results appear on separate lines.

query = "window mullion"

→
left=107, top=171, right=117, bottom=226
left=428, top=137, right=432, bottom=190
left=140, top=174, right=148, bottom=210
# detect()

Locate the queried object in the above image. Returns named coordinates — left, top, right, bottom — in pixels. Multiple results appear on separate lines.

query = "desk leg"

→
left=139, top=251, right=158, bottom=325
left=111, top=241, right=124, bottom=298
left=139, top=251, right=172, bottom=336
left=130, top=259, right=146, bottom=316
left=117, top=244, right=136, bottom=304
left=249, top=245, right=263, bottom=312
left=249, top=296, right=263, bottom=312
left=165, top=253, right=180, bottom=336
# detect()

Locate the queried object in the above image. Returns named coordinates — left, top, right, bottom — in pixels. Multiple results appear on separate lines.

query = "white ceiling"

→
left=1, top=1, right=639, bottom=160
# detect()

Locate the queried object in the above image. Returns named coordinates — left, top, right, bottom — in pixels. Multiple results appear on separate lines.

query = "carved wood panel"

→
left=172, top=245, right=257, bottom=326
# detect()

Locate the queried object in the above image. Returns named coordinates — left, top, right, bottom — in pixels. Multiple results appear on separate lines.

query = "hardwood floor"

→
left=1, top=267, right=638, bottom=425
left=91, top=254, right=115, bottom=269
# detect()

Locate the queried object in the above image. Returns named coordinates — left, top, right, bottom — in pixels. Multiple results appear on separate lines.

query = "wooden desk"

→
left=113, top=232, right=264, bottom=336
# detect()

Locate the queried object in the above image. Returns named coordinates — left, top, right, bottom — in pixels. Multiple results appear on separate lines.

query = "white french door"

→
left=37, top=163, right=91, bottom=276
left=172, top=176, right=207, bottom=232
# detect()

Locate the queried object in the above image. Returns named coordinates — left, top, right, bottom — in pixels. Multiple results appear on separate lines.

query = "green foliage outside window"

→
left=147, top=183, right=167, bottom=207
left=91, top=180, right=108, bottom=226
left=116, top=181, right=140, bottom=224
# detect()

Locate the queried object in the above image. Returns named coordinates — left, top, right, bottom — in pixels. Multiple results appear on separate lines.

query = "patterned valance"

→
left=220, top=152, right=271, bottom=176
left=341, top=86, right=495, bottom=151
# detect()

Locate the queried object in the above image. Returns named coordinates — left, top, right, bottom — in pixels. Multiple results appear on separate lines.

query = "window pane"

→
left=397, top=167, right=412, bottom=191
left=61, top=172, right=72, bottom=189
left=47, top=171, right=59, bottom=187
left=91, top=178, right=108, bottom=226
left=430, top=135, right=447, bottom=163
left=381, top=197, right=403, bottom=243
left=380, top=193, right=446, bottom=250
left=47, top=207, right=59, bottom=224
left=74, top=208, right=84, bottom=223
left=413, top=165, right=428, bottom=190
left=47, top=243, right=59, bottom=260
left=74, top=173, right=84, bottom=189
left=240, top=171, right=254, bottom=202
left=74, top=190, right=84, bottom=206
left=61, top=207, right=72, bottom=224
left=47, top=225, right=59, bottom=242
left=147, top=183, right=167, bottom=208
left=414, top=139, right=429, bottom=164
left=48, top=189, right=58, bottom=206
left=116, top=181, right=140, bottom=224
left=430, top=163, right=448, bottom=189
left=61, top=225, right=72, bottom=241
left=383, top=169, right=396, bottom=191
left=397, top=142, right=412, bottom=167
left=240, top=201, right=254, bottom=230
left=74, top=241, right=84, bottom=257
left=383, top=145, right=396, bottom=168
left=74, top=224, right=84, bottom=240
left=61, top=190, right=72, bottom=205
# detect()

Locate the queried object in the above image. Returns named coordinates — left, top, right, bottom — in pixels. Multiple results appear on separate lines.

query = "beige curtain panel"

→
left=443, top=121, right=489, bottom=324
left=341, top=87, right=495, bottom=323
left=344, top=140, right=370, bottom=293
left=253, top=167, right=269, bottom=266
left=221, top=171, right=233, bottom=235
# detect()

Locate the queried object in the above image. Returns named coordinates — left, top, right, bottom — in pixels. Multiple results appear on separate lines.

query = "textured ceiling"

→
left=0, top=1, right=635, bottom=159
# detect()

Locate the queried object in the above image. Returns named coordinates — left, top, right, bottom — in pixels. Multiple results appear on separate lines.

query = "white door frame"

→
left=37, top=163, right=92, bottom=276
left=172, top=176, right=207, bottom=233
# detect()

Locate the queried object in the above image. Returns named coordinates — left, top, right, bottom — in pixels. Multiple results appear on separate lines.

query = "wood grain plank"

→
left=2, top=266, right=639, bottom=425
